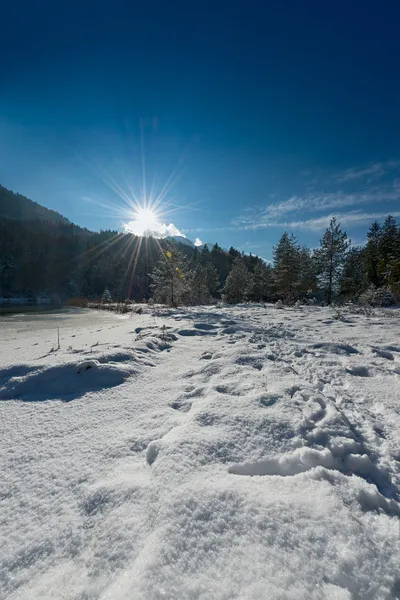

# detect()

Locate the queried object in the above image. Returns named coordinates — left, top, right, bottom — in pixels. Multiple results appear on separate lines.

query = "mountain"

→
left=167, top=235, right=195, bottom=248
left=0, top=185, right=70, bottom=224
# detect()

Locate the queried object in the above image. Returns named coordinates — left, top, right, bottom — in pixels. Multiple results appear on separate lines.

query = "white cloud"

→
left=194, top=237, right=203, bottom=246
left=124, top=221, right=185, bottom=238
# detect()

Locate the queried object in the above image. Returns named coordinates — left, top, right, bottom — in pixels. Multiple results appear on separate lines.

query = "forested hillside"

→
left=0, top=186, right=399, bottom=305
left=0, top=208, right=262, bottom=301
left=0, top=185, right=70, bottom=224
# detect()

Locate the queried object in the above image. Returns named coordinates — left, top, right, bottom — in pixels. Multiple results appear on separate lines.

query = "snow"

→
left=1, top=304, right=400, bottom=599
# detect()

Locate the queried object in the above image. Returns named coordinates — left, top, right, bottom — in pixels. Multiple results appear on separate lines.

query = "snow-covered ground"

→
left=1, top=305, right=400, bottom=600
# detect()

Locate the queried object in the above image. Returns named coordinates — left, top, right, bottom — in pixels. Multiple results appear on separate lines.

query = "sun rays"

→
left=71, top=124, right=205, bottom=298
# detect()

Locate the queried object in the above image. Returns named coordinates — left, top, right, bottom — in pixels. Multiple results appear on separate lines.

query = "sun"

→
left=126, top=206, right=162, bottom=236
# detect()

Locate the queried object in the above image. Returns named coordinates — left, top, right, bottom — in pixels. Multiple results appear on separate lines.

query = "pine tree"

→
left=251, top=261, right=273, bottom=302
left=102, top=287, right=112, bottom=303
left=273, top=233, right=302, bottom=301
left=150, top=247, right=191, bottom=307
left=339, top=247, right=366, bottom=299
left=222, top=258, right=252, bottom=304
left=314, top=218, right=351, bottom=304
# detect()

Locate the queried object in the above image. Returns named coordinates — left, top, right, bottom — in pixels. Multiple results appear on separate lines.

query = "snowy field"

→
left=1, top=304, right=400, bottom=600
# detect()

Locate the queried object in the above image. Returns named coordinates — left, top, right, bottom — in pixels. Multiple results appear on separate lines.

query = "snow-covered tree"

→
left=314, top=218, right=351, bottom=304
left=150, top=247, right=191, bottom=307
left=191, top=265, right=212, bottom=305
left=102, top=287, right=112, bottom=303
left=222, top=258, right=252, bottom=304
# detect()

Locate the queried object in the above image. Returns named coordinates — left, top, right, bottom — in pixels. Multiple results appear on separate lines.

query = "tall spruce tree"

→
left=222, top=258, right=252, bottom=304
left=315, top=218, right=350, bottom=304
left=273, top=233, right=301, bottom=300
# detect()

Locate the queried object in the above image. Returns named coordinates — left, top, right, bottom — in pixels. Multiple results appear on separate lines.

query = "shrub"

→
left=359, top=286, right=393, bottom=307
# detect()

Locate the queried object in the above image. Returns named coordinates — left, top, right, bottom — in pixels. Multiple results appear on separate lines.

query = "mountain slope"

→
left=0, top=185, right=70, bottom=224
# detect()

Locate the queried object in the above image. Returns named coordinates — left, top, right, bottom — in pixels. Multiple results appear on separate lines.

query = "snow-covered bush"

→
left=275, top=299, right=283, bottom=309
left=359, top=286, right=393, bottom=307
left=148, top=298, right=154, bottom=306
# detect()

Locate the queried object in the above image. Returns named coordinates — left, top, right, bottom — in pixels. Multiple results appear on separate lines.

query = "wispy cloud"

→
left=234, top=173, right=400, bottom=232
left=278, top=211, right=400, bottom=232
left=259, top=186, right=400, bottom=220
left=333, top=160, right=400, bottom=184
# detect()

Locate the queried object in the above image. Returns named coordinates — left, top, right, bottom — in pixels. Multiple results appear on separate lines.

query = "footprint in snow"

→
left=215, top=384, right=243, bottom=396
left=258, top=395, right=279, bottom=408
left=170, top=400, right=192, bottom=412
left=346, top=365, right=370, bottom=377
left=372, top=348, right=394, bottom=360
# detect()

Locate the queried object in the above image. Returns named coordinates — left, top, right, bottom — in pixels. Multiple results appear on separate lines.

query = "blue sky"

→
left=1, top=0, right=400, bottom=259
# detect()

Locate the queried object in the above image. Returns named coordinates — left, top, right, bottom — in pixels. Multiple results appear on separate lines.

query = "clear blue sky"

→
left=1, top=0, right=400, bottom=259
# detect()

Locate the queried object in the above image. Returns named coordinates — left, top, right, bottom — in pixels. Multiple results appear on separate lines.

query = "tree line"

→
left=151, top=216, right=400, bottom=306
left=1, top=214, right=399, bottom=306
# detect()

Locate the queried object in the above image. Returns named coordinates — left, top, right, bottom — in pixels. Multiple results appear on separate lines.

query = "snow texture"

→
left=1, top=304, right=400, bottom=599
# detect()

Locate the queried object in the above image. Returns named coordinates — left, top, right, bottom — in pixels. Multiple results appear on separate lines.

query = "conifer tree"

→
left=339, top=247, right=366, bottom=299
left=150, top=247, right=191, bottom=307
left=314, top=218, right=350, bottom=304
left=191, top=265, right=212, bottom=305
left=251, top=261, right=273, bottom=302
left=222, top=258, right=252, bottom=304
left=273, top=233, right=301, bottom=300
left=102, top=287, right=112, bottom=303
